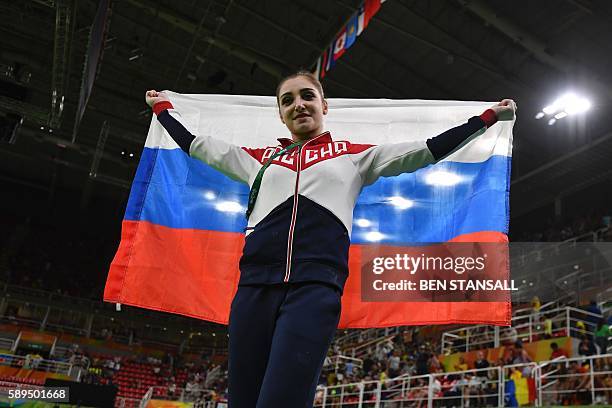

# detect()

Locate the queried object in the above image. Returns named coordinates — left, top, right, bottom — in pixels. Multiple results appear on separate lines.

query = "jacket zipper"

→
left=283, top=134, right=323, bottom=282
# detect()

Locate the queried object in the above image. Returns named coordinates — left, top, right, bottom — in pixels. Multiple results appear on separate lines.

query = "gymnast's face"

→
left=277, top=76, right=328, bottom=141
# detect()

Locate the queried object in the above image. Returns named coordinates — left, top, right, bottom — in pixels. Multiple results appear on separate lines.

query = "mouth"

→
left=294, top=114, right=310, bottom=120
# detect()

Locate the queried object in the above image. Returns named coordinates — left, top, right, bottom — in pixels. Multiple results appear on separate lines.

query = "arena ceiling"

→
left=1, top=0, right=612, bottom=218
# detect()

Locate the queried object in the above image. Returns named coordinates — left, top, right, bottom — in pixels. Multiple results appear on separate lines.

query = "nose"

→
left=294, top=97, right=306, bottom=112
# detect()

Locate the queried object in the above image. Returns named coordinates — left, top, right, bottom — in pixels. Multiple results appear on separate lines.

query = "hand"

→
left=145, top=90, right=170, bottom=108
left=490, top=99, right=517, bottom=121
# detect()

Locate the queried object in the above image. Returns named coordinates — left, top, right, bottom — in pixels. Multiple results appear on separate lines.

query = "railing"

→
left=115, top=397, right=140, bottom=408
left=205, top=364, right=221, bottom=388
left=144, top=386, right=218, bottom=404
left=324, top=355, right=363, bottom=375
left=564, top=226, right=611, bottom=244
left=315, top=366, right=504, bottom=408
left=139, top=387, right=154, bottom=408
left=512, top=292, right=575, bottom=317
left=0, top=281, right=225, bottom=353
left=509, top=242, right=612, bottom=304
left=349, top=334, right=396, bottom=359
left=0, top=337, right=15, bottom=352
left=441, top=305, right=606, bottom=354
left=0, top=380, right=48, bottom=398
left=0, top=352, right=72, bottom=375
left=313, top=353, right=612, bottom=407
left=334, top=326, right=403, bottom=351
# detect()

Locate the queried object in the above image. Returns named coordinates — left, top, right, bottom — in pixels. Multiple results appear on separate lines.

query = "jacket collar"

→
left=277, top=131, right=332, bottom=148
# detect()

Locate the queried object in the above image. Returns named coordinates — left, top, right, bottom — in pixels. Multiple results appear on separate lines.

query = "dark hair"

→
left=275, top=70, right=325, bottom=102
left=551, top=342, right=558, bottom=349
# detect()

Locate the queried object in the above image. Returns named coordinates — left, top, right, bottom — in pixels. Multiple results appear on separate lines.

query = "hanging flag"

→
left=333, top=29, right=347, bottom=59
left=315, top=0, right=385, bottom=80
left=104, top=92, right=513, bottom=328
left=72, top=0, right=111, bottom=142
left=320, top=46, right=335, bottom=79
left=364, top=0, right=382, bottom=29
left=344, top=15, right=359, bottom=49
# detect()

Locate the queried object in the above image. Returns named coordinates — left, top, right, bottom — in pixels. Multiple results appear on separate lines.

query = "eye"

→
left=281, top=96, right=292, bottom=105
left=302, top=91, right=315, bottom=99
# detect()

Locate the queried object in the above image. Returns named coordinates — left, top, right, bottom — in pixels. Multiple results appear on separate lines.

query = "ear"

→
left=322, top=99, right=329, bottom=115
left=278, top=107, right=285, bottom=124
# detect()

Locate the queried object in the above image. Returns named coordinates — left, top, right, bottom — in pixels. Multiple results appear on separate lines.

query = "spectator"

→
left=474, top=351, right=490, bottom=371
left=531, top=296, right=541, bottom=324
left=512, top=342, right=533, bottom=377
left=429, top=353, right=442, bottom=373
left=595, top=319, right=611, bottom=354
left=543, top=313, right=553, bottom=339
left=464, top=373, right=484, bottom=407
left=416, top=345, right=431, bottom=375
left=387, top=350, right=400, bottom=377
left=578, top=335, right=597, bottom=357
left=503, top=326, right=518, bottom=345
left=441, top=374, right=461, bottom=408
left=401, top=358, right=416, bottom=376
left=168, top=381, right=177, bottom=397
left=585, top=300, right=603, bottom=329
left=550, top=342, right=568, bottom=359
left=454, top=356, right=468, bottom=372
left=344, top=359, right=354, bottom=377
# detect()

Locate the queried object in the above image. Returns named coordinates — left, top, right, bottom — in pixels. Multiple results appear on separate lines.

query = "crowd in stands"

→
left=514, top=209, right=612, bottom=242
left=1, top=217, right=114, bottom=301
left=311, top=299, right=612, bottom=406
left=0, top=298, right=610, bottom=406
left=78, top=348, right=229, bottom=403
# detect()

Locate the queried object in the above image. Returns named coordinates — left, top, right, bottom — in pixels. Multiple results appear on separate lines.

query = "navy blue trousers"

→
left=228, top=281, right=341, bottom=407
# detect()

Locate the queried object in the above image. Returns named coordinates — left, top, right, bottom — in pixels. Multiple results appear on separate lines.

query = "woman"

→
left=145, top=70, right=516, bottom=407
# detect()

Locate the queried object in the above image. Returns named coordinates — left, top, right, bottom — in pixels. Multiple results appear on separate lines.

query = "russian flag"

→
left=104, top=93, right=513, bottom=328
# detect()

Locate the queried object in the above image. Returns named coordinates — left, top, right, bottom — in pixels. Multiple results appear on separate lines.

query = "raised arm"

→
left=354, top=99, right=516, bottom=186
left=145, top=90, right=262, bottom=184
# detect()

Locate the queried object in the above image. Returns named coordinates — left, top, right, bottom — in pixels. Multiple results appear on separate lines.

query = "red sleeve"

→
left=479, top=109, right=497, bottom=127
left=153, top=101, right=174, bottom=115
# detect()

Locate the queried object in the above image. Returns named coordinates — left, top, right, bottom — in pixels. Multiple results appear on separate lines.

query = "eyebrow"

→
left=279, top=88, right=315, bottom=99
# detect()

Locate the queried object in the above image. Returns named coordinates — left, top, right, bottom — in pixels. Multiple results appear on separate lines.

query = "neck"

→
left=291, top=127, right=325, bottom=143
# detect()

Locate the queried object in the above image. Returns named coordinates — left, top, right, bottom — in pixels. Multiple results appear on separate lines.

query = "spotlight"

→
left=542, top=105, right=557, bottom=115
left=539, top=92, right=591, bottom=123
left=564, top=95, right=591, bottom=114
